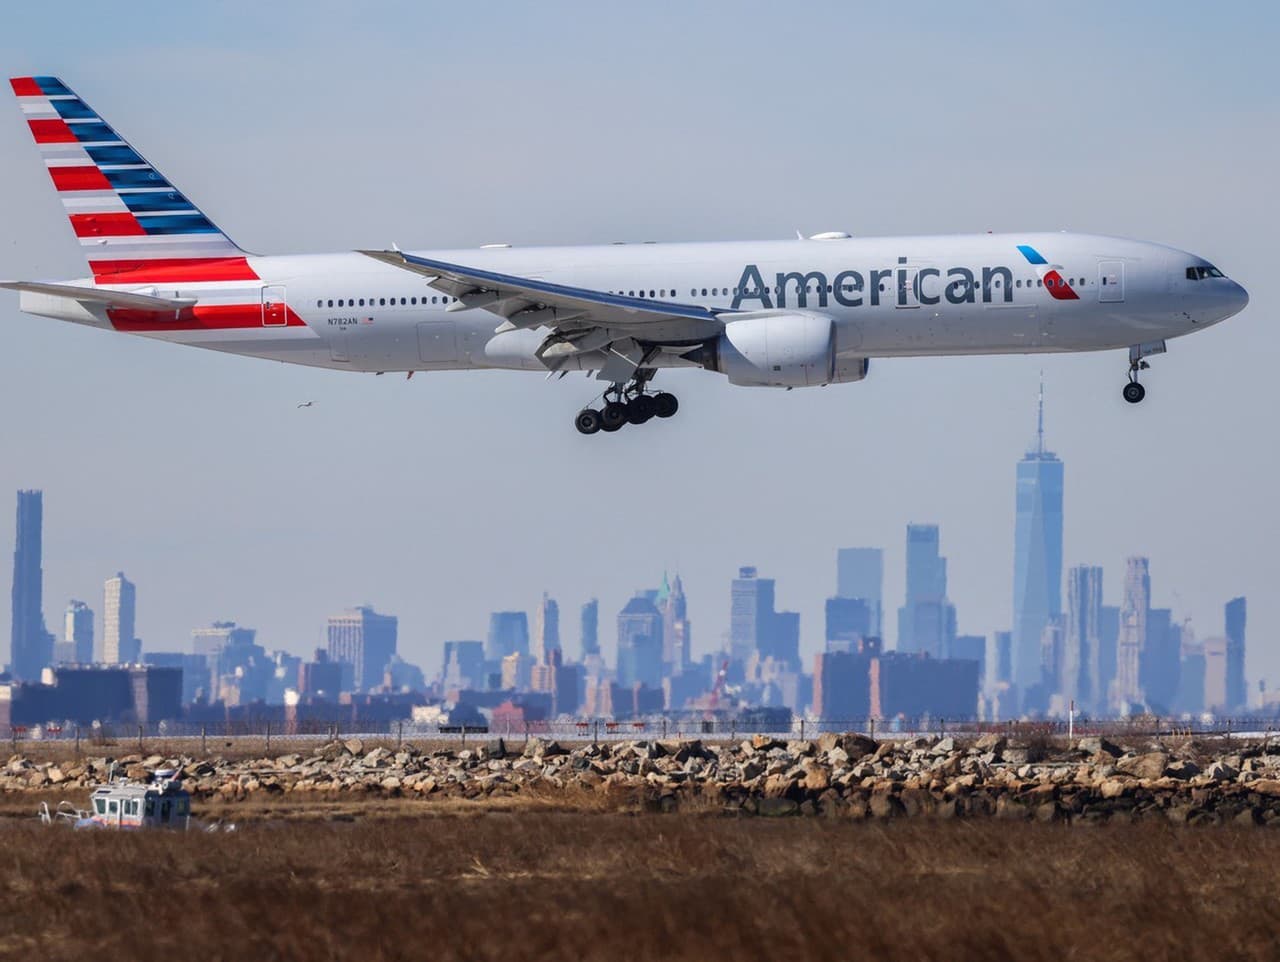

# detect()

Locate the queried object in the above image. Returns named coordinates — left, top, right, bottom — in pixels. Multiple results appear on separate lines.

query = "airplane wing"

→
left=359, top=249, right=728, bottom=379
left=0, top=280, right=196, bottom=312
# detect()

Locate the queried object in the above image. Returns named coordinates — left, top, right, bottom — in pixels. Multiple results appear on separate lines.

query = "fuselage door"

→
left=417, top=321, right=459, bottom=367
left=262, top=285, right=288, bottom=326
left=1098, top=262, right=1125, bottom=303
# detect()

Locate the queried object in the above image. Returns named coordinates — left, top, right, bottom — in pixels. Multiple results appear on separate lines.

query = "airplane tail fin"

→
left=9, top=76, right=257, bottom=284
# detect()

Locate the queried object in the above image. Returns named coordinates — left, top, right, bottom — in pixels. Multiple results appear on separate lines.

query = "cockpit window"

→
left=1186, top=265, right=1225, bottom=280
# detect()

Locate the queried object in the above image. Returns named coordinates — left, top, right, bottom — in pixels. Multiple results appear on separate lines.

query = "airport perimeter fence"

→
left=5, top=714, right=1280, bottom=756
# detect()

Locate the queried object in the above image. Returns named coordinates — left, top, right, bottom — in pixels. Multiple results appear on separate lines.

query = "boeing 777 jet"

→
left=4, top=77, right=1249, bottom=434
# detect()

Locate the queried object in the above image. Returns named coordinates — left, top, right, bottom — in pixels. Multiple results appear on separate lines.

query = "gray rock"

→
left=1116, top=752, right=1169, bottom=781
left=1076, top=736, right=1123, bottom=758
left=1205, top=761, right=1239, bottom=782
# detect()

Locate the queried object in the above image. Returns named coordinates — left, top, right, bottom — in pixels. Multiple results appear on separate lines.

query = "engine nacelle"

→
left=704, top=313, right=835, bottom=387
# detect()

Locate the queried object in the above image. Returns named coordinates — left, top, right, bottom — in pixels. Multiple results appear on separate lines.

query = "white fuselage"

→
left=21, top=231, right=1248, bottom=376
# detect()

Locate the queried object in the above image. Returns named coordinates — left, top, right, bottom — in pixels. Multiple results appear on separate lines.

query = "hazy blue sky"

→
left=2, top=2, right=1277, bottom=691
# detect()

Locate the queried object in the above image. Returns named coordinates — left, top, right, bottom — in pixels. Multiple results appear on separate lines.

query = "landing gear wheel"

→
left=575, top=409, right=602, bottom=435
left=653, top=392, right=679, bottom=418
left=601, top=402, right=628, bottom=431
left=626, top=396, right=656, bottom=424
left=1122, top=381, right=1146, bottom=405
left=600, top=418, right=624, bottom=433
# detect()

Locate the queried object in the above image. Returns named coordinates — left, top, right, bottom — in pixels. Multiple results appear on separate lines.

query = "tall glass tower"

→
left=1012, top=378, right=1064, bottom=692
left=9, top=490, right=50, bottom=679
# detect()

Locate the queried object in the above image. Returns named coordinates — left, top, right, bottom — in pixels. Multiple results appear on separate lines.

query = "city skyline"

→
left=5, top=477, right=1259, bottom=717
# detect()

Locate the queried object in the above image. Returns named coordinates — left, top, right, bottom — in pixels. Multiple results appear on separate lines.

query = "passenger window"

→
left=432, top=296, right=438, bottom=304
left=649, top=290, right=655, bottom=298
left=327, top=299, right=334, bottom=307
left=358, top=299, right=365, bottom=306
left=108, top=800, right=118, bottom=814
left=95, top=798, right=105, bottom=815
left=1037, top=279, right=1043, bottom=287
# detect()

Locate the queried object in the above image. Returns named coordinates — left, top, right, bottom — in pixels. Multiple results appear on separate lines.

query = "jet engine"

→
left=693, top=313, right=837, bottom=387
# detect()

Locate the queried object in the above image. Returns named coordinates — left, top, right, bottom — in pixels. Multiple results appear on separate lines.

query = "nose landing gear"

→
left=1122, top=341, right=1166, bottom=405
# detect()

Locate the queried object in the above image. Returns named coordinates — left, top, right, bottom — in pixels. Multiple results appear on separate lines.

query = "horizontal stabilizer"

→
left=0, top=280, right=196, bottom=311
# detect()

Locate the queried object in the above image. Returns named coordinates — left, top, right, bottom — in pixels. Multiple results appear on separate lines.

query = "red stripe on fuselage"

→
left=70, top=212, right=146, bottom=237
left=28, top=118, right=77, bottom=143
left=49, top=165, right=112, bottom=191
left=9, top=77, right=41, bottom=96
left=1043, top=270, right=1080, bottom=301
left=107, top=302, right=307, bottom=332
left=89, top=257, right=260, bottom=282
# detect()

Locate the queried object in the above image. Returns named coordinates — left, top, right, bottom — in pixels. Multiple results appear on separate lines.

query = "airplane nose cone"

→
left=1227, top=280, right=1249, bottom=314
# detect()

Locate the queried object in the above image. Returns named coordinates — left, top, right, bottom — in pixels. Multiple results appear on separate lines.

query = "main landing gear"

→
left=574, top=374, right=679, bottom=435
left=1123, top=341, right=1165, bottom=405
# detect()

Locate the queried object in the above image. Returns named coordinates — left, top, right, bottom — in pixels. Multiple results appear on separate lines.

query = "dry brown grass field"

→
left=1, top=813, right=1277, bottom=962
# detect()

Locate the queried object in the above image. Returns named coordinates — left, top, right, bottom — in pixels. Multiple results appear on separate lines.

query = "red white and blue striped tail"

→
left=10, top=75, right=256, bottom=284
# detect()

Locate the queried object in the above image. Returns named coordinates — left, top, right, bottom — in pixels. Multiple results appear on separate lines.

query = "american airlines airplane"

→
left=5, top=77, right=1249, bottom=434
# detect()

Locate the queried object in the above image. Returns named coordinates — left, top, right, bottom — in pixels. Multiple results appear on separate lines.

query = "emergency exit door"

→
left=262, top=285, right=288, bottom=326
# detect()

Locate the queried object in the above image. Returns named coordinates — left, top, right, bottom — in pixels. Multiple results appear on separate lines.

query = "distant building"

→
left=1063, top=566, right=1103, bottom=712
left=486, top=611, right=529, bottom=662
left=826, top=597, right=874, bottom=651
left=993, top=631, right=1013, bottom=686
left=1175, top=636, right=1205, bottom=716
left=836, top=547, right=883, bottom=636
left=103, top=572, right=139, bottom=664
left=1141, top=608, right=1181, bottom=713
left=617, top=593, right=663, bottom=690
left=1011, top=381, right=1064, bottom=692
left=1225, top=597, right=1247, bottom=712
left=1111, top=557, right=1149, bottom=712
left=897, top=525, right=956, bottom=659
left=813, top=643, right=875, bottom=719
left=0, top=664, right=181, bottom=728
left=144, top=651, right=210, bottom=705
left=659, top=573, right=693, bottom=674
left=874, top=652, right=980, bottom=721
left=9, top=490, right=52, bottom=680
left=383, top=655, right=425, bottom=692
left=64, top=600, right=94, bottom=665
left=580, top=599, right=599, bottom=659
left=442, top=640, right=485, bottom=691
left=500, top=652, right=534, bottom=691
left=533, top=592, right=560, bottom=664
left=1203, top=636, right=1230, bottom=713
left=730, top=567, right=800, bottom=670
left=297, top=649, right=344, bottom=698
left=327, top=606, right=397, bottom=691
left=952, top=635, right=986, bottom=683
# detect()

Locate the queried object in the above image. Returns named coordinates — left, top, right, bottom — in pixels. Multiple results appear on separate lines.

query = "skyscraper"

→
left=326, top=606, right=397, bottom=691
left=1011, top=380, right=1064, bottom=692
left=730, top=567, right=800, bottom=670
left=660, top=573, right=692, bottom=673
left=617, top=592, right=663, bottom=690
left=580, top=599, right=599, bottom=659
left=1111, top=557, right=1149, bottom=711
left=836, top=547, right=883, bottom=636
left=64, top=600, right=94, bottom=665
left=532, top=592, right=560, bottom=664
left=103, top=571, right=139, bottom=664
left=1225, top=597, right=1247, bottom=711
left=897, top=525, right=955, bottom=659
left=485, top=611, right=529, bottom=662
left=1063, top=566, right=1103, bottom=711
left=9, top=490, right=51, bottom=680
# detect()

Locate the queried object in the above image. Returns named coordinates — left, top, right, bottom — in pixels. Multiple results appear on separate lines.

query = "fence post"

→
left=75, top=725, right=81, bottom=756
left=461, top=726, right=467, bottom=749
left=941, top=717, right=946, bottom=739
left=800, top=718, right=805, bottom=741
left=201, top=724, right=207, bottom=755
left=662, top=718, right=668, bottom=740
left=265, top=721, right=271, bottom=753
left=869, top=717, right=875, bottom=741
left=138, top=725, right=144, bottom=754
left=593, top=720, right=599, bottom=746
left=731, top=720, right=736, bottom=744
left=397, top=720, right=404, bottom=749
